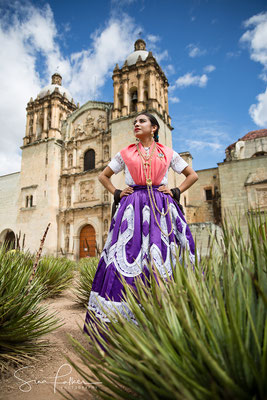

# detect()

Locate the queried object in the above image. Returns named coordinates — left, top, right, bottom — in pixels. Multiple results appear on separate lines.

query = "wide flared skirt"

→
left=83, top=186, right=195, bottom=333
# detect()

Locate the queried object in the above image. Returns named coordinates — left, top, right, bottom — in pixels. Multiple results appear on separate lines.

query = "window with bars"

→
left=205, top=188, right=213, bottom=201
left=84, top=149, right=95, bottom=171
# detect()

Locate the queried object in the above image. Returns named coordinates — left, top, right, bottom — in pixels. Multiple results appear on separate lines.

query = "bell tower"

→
left=110, top=39, right=174, bottom=189
left=17, top=74, right=77, bottom=256
left=112, top=39, right=170, bottom=125
left=23, top=73, right=76, bottom=146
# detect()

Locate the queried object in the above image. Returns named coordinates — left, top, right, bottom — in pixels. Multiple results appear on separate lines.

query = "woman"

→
left=84, top=112, right=198, bottom=333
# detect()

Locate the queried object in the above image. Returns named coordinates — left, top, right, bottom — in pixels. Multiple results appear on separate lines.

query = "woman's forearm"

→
left=179, top=172, right=198, bottom=193
left=99, top=174, right=117, bottom=195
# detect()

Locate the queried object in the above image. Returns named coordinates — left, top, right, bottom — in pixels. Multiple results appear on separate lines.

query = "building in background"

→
left=0, top=40, right=266, bottom=259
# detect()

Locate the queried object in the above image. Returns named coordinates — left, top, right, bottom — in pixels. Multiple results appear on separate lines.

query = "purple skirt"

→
left=84, top=186, right=195, bottom=334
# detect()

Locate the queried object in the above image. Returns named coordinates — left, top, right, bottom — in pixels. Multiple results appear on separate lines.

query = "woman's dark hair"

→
left=136, top=112, right=160, bottom=142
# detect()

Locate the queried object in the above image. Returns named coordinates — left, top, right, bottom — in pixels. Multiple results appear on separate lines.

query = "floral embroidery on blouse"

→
left=108, top=151, right=188, bottom=185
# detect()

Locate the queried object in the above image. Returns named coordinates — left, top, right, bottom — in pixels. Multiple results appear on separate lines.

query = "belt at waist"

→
left=130, top=185, right=161, bottom=191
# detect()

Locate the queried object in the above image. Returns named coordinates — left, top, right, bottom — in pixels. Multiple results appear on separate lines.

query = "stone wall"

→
left=185, top=167, right=220, bottom=224
left=189, top=222, right=223, bottom=257
left=16, top=139, right=62, bottom=255
left=218, top=155, right=267, bottom=232
left=0, top=172, right=20, bottom=245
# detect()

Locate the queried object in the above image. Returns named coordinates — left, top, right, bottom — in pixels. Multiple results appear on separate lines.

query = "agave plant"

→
left=74, top=257, right=99, bottom=306
left=65, top=211, right=267, bottom=400
left=0, top=247, right=61, bottom=371
left=36, top=256, right=75, bottom=298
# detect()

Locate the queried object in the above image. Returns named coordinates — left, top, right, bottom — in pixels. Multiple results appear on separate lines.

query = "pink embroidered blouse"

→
left=108, top=143, right=188, bottom=186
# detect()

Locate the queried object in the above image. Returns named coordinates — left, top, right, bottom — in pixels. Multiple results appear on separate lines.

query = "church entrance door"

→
left=79, top=225, right=96, bottom=258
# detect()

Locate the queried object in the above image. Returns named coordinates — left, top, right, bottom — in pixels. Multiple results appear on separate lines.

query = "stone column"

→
left=33, top=112, right=37, bottom=136
left=25, top=114, right=30, bottom=136
left=51, top=103, right=55, bottom=131
left=137, top=73, right=144, bottom=112
left=113, top=81, right=119, bottom=109
left=164, top=86, right=169, bottom=114
left=159, top=82, right=164, bottom=114
left=122, top=78, right=129, bottom=116
left=43, top=106, right=48, bottom=132
left=73, top=235, right=80, bottom=261
left=73, top=147, right=77, bottom=168
left=64, top=150, right=68, bottom=171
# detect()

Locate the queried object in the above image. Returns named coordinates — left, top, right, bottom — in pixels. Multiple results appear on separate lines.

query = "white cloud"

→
left=187, top=43, right=207, bottom=58
left=147, top=34, right=160, bottom=43
left=176, top=72, right=208, bottom=88
left=154, top=49, right=168, bottom=63
left=241, top=11, right=267, bottom=126
left=249, top=88, right=267, bottom=127
left=203, top=64, right=216, bottom=73
left=172, top=115, right=231, bottom=168
left=169, top=96, right=180, bottom=103
left=226, top=50, right=241, bottom=58
left=165, top=64, right=175, bottom=75
left=185, top=140, right=223, bottom=151
left=241, top=12, right=267, bottom=67
left=68, top=15, right=139, bottom=101
left=0, top=2, right=140, bottom=175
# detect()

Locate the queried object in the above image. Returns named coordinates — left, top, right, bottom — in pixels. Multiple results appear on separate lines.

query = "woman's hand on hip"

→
left=158, top=185, right=173, bottom=197
left=120, top=186, right=134, bottom=198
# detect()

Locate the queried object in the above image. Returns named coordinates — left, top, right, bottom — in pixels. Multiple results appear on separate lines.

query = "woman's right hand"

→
left=120, top=186, right=134, bottom=198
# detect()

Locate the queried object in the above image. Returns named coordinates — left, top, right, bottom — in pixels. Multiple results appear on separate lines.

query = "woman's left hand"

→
left=158, top=185, right=173, bottom=197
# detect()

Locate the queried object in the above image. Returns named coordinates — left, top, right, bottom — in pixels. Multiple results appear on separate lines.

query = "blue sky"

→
left=0, top=0, right=267, bottom=175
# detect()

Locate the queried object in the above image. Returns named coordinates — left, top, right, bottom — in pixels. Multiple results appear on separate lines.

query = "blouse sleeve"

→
left=108, top=152, right=125, bottom=174
left=170, top=151, right=188, bottom=174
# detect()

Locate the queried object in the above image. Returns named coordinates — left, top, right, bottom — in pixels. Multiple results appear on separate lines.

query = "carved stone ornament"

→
left=74, top=123, right=85, bottom=137
left=84, top=112, right=95, bottom=136
left=256, top=189, right=267, bottom=208
left=80, top=180, right=95, bottom=202
left=104, top=145, right=109, bottom=161
left=97, top=114, right=106, bottom=131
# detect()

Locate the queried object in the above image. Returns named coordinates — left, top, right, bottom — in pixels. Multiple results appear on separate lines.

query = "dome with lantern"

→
left=37, top=73, right=73, bottom=102
left=125, top=39, right=149, bottom=66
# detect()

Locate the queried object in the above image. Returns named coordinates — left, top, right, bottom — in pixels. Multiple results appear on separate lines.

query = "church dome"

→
left=241, top=129, right=267, bottom=141
left=38, top=73, right=73, bottom=102
left=125, top=39, right=149, bottom=66
left=227, top=129, right=267, bottom=150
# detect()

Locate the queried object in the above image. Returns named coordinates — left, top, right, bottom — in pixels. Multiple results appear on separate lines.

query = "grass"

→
left=0, top=248, right=61, bottom=371
left=65, top=211, right=267, bottom=400
left=74, top=257, right=99, bottom=306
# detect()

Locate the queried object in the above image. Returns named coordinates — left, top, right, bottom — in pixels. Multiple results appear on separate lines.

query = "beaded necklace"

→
left=136, top=142, right=173, bottom=237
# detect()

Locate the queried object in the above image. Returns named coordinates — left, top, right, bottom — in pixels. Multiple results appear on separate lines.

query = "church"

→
left=0, top=39, right=266, bottom=259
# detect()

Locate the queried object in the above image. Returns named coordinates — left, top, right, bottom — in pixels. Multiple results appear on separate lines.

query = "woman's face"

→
left=133, top=114, right=155, bottom=139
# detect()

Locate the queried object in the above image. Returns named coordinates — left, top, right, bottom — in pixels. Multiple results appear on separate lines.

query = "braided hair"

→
left=135, top=112, right=160, bottom=142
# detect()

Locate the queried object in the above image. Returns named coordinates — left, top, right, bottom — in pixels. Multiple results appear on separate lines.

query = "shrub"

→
left=74, top=257, right=99, bottom=307
left=66, top=212, right=267, bottom=399
left=0, top=248, right=61, bottom=371
left=36, top=256, right=75, bottom=298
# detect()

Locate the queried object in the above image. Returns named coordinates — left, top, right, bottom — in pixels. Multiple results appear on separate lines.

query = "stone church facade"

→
left=0, top=39, right=266, bottom=259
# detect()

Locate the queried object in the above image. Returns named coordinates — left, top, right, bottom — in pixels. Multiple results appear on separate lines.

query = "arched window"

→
left=118, top=87, right=123, bottom=110
left=29, top=195, right=33, bottom=207
left=130, top=88, right=138, bottom=112
left=104, top=145, right=109, bottom=161
left=84, top=149, right=95, bottom=171
left=104, top=219, right=108, bottom=232
left=104, top=190, right=109, bottom=202
left=36, top=115, right=43, bottom=139
left=68, top=153, right=73, bottom=167
left=144, top=90, right=149, bottom=110
left=251, top=151, right=267, bottom=158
